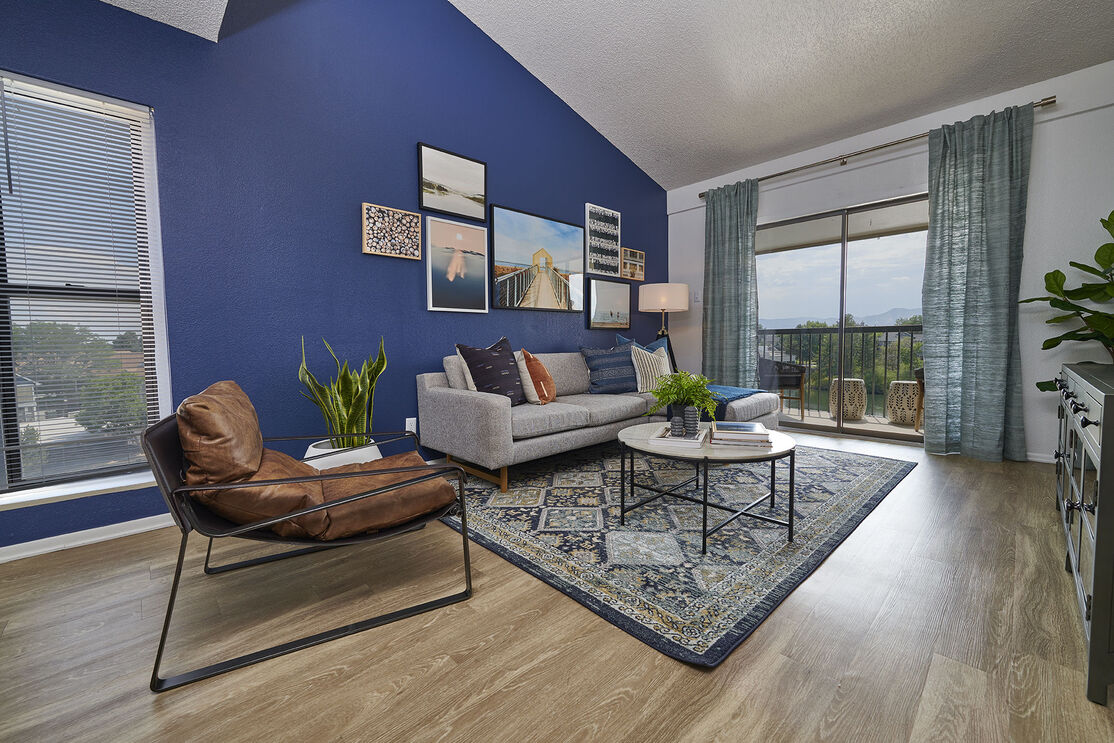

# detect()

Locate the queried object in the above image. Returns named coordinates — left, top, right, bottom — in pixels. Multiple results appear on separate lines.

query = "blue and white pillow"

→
left=580, top=343, right=637, bottom=394
left=616, top=334, right=673, bottom=373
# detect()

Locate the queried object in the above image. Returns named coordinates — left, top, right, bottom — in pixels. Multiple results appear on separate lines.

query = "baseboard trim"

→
left=1028, top=452, right=1055, bottom=464
left=0, top=513, right=175, bottom=565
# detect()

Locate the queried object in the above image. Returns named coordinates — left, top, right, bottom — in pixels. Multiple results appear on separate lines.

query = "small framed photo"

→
left=587, top=278, right=631, bottom=329
left=585, top=202, right=621, bottom=277
left=620, top=247, right=645, bottom=281
left=362, top=202, right=421, bottom=259
left=426, top=216, right=488, bottom=313
left=419, top=143, right=487, bottom=222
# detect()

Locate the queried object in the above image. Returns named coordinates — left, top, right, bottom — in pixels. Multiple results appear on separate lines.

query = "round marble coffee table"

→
left=616, top=422, right=797, bottom=553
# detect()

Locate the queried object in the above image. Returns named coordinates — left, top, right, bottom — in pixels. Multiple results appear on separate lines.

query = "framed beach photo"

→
left=362, top=202, right=421, bottom=259
left=418, top=143, right=487, bottom=221
left=587, top=278, right=631, bottom=329
left=426, top=217, right=488, bottom=313
left=585, top=202, right=621, bottom=277
left=620, top=247, right=645, bottom=281
left=489, top=204, right=584, bottom=312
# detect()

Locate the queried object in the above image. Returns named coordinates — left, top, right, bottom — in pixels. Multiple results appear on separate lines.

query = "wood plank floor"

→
left=3, top=434, right=1114, bottom=741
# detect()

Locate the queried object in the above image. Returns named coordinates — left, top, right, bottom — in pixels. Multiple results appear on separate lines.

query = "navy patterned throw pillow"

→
left=456, top=337, right=526, bottom=406
left=580, top=343, right=637, bottom=394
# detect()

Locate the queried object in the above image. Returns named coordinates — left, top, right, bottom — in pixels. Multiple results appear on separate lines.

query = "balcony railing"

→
left=758, top=324, right=923, bottom=423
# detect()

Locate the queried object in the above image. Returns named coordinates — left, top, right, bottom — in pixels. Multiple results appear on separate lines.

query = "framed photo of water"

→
left=489, top=204, right=584, bottom=313
left=426, top=217, right=488, bottom=313
left=418, top=143, right=486, bottom=222
left=587, top=278, right=631, bottom=329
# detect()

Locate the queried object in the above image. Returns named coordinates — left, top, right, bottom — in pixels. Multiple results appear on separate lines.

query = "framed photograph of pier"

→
left=585, top=202, right=621, bottom=277
left=620, top=247, right=645, bottom=281
left=489, top=204, right=584, bottom=313
left=418, top=143, right=487, bottom=221
left=587, top=278, right=631, bottom=329
left=362, top=202, right=422, bottom=259
left=426, top=216, right=488, bottom=313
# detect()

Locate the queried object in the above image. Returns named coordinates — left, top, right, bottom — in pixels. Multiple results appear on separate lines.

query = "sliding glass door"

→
left=755, top=195, right=927, bottom=441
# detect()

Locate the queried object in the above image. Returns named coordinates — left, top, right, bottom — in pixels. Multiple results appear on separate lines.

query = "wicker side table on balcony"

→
left=886, top=380, right=920, bottom=425
left=828, top=378, right=867, bottom=421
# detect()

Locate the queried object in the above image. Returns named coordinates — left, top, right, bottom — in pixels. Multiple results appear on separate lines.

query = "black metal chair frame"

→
left=141, top=416, right=472, bottom=693
left=759, top=356, right=808, bottom=420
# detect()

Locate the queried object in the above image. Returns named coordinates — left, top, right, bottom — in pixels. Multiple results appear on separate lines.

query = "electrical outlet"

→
left=405, top=417, right=417, bottom=433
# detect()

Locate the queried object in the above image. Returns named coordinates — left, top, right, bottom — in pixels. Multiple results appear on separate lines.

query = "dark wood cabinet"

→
left=1055, top=363, right=1114, bottom=704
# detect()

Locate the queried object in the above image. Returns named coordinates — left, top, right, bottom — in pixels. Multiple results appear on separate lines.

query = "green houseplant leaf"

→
left=646, top=372, right=719, bottom=420
left=299, top=337, right=387, bottom=448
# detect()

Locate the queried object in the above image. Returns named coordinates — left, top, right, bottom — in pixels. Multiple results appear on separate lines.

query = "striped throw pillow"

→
left=579, top=343, right=637, bottom=394
left=631, top=345, right=671, bottom=392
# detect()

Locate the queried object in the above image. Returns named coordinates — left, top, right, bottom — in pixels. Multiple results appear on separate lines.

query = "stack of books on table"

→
left=710, top=421, right=772, bottom=448
left=652, top=424, right=709, bottom=448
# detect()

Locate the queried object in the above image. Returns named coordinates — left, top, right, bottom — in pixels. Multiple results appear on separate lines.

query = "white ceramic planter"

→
left=304, top=439, right=382, bottom=468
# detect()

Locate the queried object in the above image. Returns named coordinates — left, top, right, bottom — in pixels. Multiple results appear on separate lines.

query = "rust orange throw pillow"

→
left=521, top=349, right=557, bottom=403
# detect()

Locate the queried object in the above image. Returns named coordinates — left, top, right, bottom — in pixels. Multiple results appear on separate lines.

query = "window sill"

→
left=0, top=470, right=156, bottom=511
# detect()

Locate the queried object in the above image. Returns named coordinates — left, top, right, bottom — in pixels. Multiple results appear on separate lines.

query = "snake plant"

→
left=1020, top=209, right=1114, bottom=391
left=298, top=337, right=387, bottom=448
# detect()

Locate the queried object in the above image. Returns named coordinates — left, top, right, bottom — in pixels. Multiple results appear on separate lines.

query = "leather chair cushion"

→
left=177, top=380, right=264, bottom=485
left=318, top=451, right=457, bottom=540
left=192, top=448, right=329, bottom=539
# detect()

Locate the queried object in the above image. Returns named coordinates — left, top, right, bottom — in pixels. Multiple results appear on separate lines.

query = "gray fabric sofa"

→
left=416, top=351, right=780, bottom=491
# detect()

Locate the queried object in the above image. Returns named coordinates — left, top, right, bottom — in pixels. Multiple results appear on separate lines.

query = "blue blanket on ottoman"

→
left=707, top=384, right=764, bottom=421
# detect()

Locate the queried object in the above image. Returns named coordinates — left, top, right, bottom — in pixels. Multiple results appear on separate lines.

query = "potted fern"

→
left=1020, top=208, right=1114, bottom=391
left=299, top=337, right=387, bottom=465
left=646, top=372, right=718, bottom=436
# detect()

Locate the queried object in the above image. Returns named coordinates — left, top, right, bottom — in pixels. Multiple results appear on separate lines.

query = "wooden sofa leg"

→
left=446, top=456, right=508, bottom=492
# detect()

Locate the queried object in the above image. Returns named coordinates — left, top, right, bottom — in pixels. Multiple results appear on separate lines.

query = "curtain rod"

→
left=697, top=95, right=1056, bottom=199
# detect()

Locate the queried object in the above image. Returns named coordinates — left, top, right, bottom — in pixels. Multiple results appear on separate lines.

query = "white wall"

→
left=668, top=60, right=1114, bottom=461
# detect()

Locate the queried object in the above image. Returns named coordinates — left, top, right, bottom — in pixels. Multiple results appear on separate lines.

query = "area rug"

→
left=442, top=442, right=915, bottom=666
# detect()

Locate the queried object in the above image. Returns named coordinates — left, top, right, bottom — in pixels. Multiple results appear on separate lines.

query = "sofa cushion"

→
left=191, top=448, right=329, bottom=539
left=617, top=334, right=674, bottom=373
left=456, top=337, right=526, bottom=406
left=580, top=343, right=637, bottom=394
left=510, top=402, right=589, bottom=439
left=631, top=346, right=671, bottom=392
left=177, top=380, right=264, bottom=485
left=318, top=451, right=457, bottom=539
left=442, top=355, right=470, bottom=390
left=555, top=393, right=647, bottom=426
left=722, top=391, right=781, bottom=422
left=533, top=352, right=590, bottom=395
left=520, top=348, right=556, bottom=403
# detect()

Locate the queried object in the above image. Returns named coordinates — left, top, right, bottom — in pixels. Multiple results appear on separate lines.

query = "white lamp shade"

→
left=639, top=283, right=689, bottom=313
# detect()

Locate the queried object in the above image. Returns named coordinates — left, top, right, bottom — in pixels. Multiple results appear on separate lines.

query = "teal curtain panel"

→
left=703, top=180, right=760, bottom=388
left=923, top=105, right=1033, bottom=461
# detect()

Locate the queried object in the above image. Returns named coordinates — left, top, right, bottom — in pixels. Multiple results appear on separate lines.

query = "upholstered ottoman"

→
left=723, top=392, right=781, bottom=430
left=886, top=380, right=920, bottom=425
left=828, top=378, right=867, bottom=421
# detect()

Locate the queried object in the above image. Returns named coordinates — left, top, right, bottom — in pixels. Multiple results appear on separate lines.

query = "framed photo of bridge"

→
left=587, top=278, right=631, bottom=329
left=418, top=143, right=487, bottom=221
left=489, top=204, right=584, bottom=312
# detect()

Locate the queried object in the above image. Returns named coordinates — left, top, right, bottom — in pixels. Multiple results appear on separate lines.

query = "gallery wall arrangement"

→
left=0, top=0, right=667, bottom=548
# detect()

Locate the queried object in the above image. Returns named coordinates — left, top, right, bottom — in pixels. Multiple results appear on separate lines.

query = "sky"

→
left=427, top=217, right=486, bottom=255
left=756, top=230, right=926, bottom=324
left=421, top=146, right=485, bottom=195
left=492, top=207, right=584, bottom=271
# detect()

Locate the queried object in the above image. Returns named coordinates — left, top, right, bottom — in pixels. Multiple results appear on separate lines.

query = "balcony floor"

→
left=774, top=404, right=924, bottom=443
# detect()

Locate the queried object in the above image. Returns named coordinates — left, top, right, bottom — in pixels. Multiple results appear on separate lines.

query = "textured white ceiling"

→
left=449, top=0, right=1114, bottom=189
left=100, top=0, right=229, bottom=42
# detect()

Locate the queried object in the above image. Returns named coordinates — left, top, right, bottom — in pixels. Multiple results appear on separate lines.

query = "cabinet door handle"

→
left=1071, top=400, right=1089, bottom=414
left=1082, top=501, right=1096, bottom=514
left=1053, top=449, right=1064, bottom=460
left=1081, top=416, right=1100, bottom=428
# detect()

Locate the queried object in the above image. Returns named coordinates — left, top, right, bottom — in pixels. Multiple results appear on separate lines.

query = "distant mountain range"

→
left=759, top=307, right=921, bottom=329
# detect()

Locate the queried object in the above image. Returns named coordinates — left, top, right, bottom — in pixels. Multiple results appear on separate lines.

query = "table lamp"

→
left=638, top=283, right=689, bottom=339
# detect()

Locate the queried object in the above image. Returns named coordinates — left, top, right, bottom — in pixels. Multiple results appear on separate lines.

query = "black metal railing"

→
left=757, top=324, right=923, bottom=420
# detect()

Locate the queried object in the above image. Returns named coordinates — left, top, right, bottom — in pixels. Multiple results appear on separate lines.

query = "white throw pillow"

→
left=514, top=350, right=543, bottom=404
left=632, top=346, right=671, bottom=393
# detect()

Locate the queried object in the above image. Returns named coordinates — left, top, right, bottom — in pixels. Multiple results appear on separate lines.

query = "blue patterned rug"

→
left=443, top=442, right=915, bottom=666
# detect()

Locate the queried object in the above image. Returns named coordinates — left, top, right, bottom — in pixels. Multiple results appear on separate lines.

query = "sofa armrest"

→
left=417, top=385, right=513, bottom=471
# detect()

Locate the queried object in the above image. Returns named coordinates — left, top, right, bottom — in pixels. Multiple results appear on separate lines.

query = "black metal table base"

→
left=619, top=443, right=795, bottom=553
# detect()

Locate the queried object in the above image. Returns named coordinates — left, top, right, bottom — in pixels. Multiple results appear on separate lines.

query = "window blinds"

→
left=0, top=74, right=162, bottom=490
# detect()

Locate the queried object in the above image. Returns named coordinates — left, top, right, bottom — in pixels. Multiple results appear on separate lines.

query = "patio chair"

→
left=141, top=384, right=472, bottom=693
left=758, top=356, right=807, bottom=420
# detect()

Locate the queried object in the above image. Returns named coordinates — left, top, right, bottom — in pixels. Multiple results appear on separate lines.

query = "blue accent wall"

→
left=0, top=0, right=667, bottom=547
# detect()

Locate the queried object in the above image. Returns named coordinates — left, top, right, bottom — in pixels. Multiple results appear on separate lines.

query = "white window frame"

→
left=0, top=70, right=171, bottom=509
